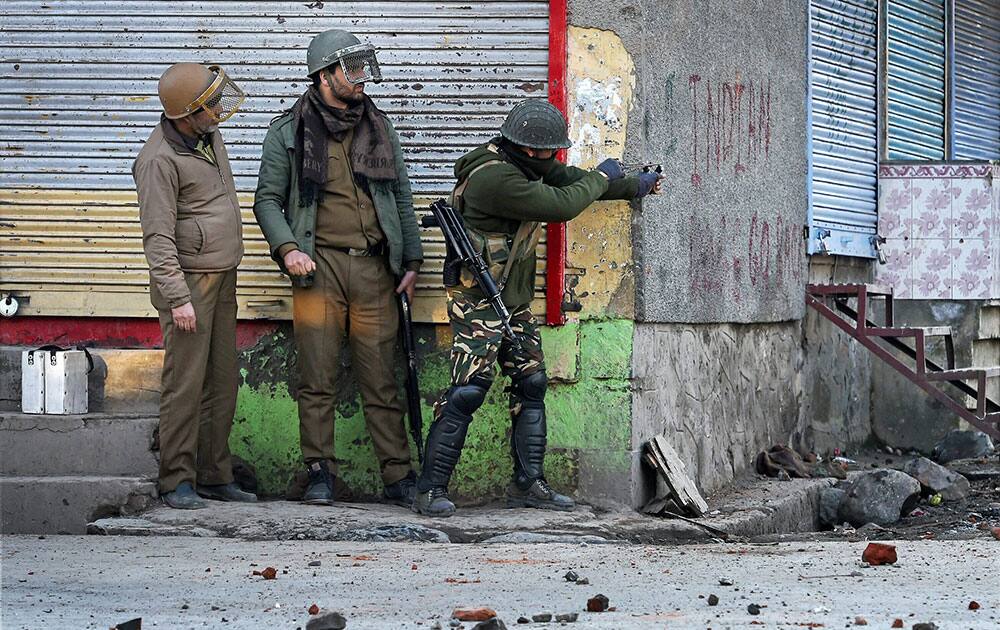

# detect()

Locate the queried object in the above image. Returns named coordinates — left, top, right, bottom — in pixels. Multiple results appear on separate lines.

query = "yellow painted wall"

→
left=564, top=26, right=636, bottom=320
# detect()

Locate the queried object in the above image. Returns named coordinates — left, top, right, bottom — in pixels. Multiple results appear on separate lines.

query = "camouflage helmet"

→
left=499, top=99, right=572, bottom=149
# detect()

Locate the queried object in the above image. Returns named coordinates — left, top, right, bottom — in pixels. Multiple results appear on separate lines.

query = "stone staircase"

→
left=0, top=347, right=162, bottom=534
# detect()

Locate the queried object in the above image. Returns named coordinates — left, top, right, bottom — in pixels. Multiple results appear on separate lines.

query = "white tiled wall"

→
left=877, top=164, right=999, bottom=300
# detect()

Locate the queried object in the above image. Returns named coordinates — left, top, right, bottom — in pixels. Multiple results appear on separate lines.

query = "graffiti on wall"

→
left=688, top=74, right=773, bottom=186
left=687, top=211, right=802, bottom=302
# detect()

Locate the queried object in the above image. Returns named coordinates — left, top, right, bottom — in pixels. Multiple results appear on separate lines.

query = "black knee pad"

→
left=448, top=376, right=491, bottom=415
left=512, top=370, right=547, bottom=404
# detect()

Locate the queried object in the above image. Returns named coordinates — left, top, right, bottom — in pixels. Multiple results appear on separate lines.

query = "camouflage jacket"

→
left=454, top=144, right=639, bottom=307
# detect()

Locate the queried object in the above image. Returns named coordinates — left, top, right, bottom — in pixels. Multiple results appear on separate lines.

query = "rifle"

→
left=398, top=291, right=424, bottom=464
left=422, top=199, right=519, bottom=343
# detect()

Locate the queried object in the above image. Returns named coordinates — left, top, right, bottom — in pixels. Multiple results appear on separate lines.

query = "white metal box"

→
left=20, top=349, right=46, bottom=414
left=20, top=349, right=89, bottom=414
left=44, top=350, right=89, bottom=414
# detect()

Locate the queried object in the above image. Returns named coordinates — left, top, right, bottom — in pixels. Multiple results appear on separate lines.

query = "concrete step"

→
left=0, top=346, right=162, bottom=414
left=0, top=475, right=157, bottom=534
left=0, top=412, right=158, bottom=477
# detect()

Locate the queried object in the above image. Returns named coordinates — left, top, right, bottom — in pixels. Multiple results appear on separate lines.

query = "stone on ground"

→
left=903, top=457, right=970, bottom=501
left=932, top=430, right=994, bottom=464
left=838, top=469, right=921, bottom=527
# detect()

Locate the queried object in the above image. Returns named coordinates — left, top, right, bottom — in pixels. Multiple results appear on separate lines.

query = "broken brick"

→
left=586, top=594, right=609, bottom=612
left=892, top=620, right=904, bottom=628
left=453, top=607, right=497, bottom=622
left=308, top=604, right=320, bottom=615
left=969, top=601, right=981, bottom=610
left=861, top=543, right=897, bottom=566
left=991, top=527, right=1000, bottom=540
left=259, top=567, right=277, bottom=580
left=854, top=616, right=867, bottom=625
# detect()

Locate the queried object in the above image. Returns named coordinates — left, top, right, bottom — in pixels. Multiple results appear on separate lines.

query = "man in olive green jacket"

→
left=253, top=29, right=423, bottom=507
left=134, top=62, right=257, bottom=509
left=413, top=99, right=662, bottom=517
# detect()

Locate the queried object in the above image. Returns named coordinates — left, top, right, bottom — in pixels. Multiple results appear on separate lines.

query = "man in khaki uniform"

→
left=133, top=62, right=257, bottom=509
left=254, top=30, right=423, bottom=506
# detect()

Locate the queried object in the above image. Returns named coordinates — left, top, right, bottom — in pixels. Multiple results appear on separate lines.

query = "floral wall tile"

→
left=879, top=178, right=911, bottom=239
left=875, top=164, right=996, bottom=300
left=913, top=180, right=952, bottom=240
left=911, top=238, right=955, bottom=299
left=880, top=237, right=913, bottom=298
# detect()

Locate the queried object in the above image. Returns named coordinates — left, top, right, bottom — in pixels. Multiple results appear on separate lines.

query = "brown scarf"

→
left=292, top=86, right=396, bottom=206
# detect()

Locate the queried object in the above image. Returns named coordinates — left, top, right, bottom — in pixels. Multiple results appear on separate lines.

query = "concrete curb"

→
left=85, top=474, right=837, bottom=544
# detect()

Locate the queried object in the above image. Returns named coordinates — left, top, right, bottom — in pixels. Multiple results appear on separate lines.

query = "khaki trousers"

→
left=293, top=247, right=411, bottom=485
left=152, top=269, right=238, bottom=494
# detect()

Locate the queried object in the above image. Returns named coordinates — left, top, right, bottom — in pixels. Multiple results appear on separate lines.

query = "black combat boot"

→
left=412, top=487, right=456, bottom=517
left=506, top=477, right=575, bottom=511
left=197, top=482, right=257, bottom=503
left=413, top=378, right=490, bottom=517
left=506, top=371, right=575, bottom=511
left=302, top=460, right=335, bottom=506
left=383, top=471, right=417, bottom=507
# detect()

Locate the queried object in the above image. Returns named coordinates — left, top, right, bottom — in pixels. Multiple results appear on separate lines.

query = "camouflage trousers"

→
left=435, top=290, right=545, bottom=419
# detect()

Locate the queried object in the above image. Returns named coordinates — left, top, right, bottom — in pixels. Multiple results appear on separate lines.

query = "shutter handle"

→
left=872, top=235, right=888, bottom=265
left=816, top=228, right=831, bottom=254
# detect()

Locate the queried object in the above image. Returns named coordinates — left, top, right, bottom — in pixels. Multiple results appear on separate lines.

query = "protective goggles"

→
left=323, top=43, right=382, bottom=85
left=188, top=66, right=245, bottom=122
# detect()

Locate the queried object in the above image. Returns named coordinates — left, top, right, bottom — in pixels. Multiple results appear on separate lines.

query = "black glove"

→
left=636, top=172, right=662, bottom=198
left=595, top=158, right=625, bottom=181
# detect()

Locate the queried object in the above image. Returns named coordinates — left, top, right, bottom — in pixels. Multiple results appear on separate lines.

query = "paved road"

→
left=2, top=536, right=996, bottom=629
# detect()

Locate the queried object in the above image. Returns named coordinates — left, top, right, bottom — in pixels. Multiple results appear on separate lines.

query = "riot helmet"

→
left=158, top=63, right=244, bottom=122
left=307, top=29, right=382, bottom=84
left=499, top=99, right=572, bottom=150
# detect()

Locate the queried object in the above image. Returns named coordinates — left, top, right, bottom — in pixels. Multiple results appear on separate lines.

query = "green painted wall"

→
left=230, top=319, right=634, bottom=502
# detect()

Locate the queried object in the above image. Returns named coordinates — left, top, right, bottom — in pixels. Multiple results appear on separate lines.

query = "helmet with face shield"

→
left=306, top=29, right=382, bottom=85
left=158, top=62, right=245, bottom=122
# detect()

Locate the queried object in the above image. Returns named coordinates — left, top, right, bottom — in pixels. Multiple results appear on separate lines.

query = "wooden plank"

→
left=643, top=436, right=709, bottom=517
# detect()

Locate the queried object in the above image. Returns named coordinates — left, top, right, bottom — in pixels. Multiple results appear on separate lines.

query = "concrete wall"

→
left=870, top=299, right=997, bottom=453
left=566, top=0, right=820, bottom=506
left=798, top=257, right=876, bottom=456
left=631, top=321, right=803, bottom=504
left=592, top=0, right=810, bottom=324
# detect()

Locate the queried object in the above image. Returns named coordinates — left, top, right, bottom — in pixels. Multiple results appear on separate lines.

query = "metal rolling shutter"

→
left=807, top=0, right=879, bottom=258
left=953, top=0, right=1000, bottom=160
left=0, top=1, right=550, bottom=321
left=885, top=0, right=947, bottom=159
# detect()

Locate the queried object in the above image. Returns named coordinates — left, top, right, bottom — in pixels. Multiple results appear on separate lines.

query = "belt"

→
left=330, top=242, right=387, bottom=257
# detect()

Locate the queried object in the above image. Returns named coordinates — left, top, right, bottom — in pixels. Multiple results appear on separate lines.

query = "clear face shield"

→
left=188, top=66, right=245, bottom=122
left=328, top=43, right=382, bottom=85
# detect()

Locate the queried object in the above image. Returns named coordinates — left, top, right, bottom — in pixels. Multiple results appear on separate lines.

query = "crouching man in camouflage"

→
left=413, top=99, right=662, bottom=517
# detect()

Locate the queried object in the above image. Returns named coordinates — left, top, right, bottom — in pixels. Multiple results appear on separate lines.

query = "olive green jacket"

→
left=455, top=144, right=639, bottom=306
left=252, top=111, right=423, bottom=287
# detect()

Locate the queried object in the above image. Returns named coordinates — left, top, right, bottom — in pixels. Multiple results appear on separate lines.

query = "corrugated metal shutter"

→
left=0, top=1, right=550, bottom=321
left=885, top=0, right=947, bottom=159
left=953, top=0, right=1000, bottom=160
left=807, top=0, right=880, bottom=258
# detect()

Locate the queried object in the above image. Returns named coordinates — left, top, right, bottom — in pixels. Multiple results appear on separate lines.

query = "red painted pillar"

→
left=546, top=0, right=569, bottom=326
